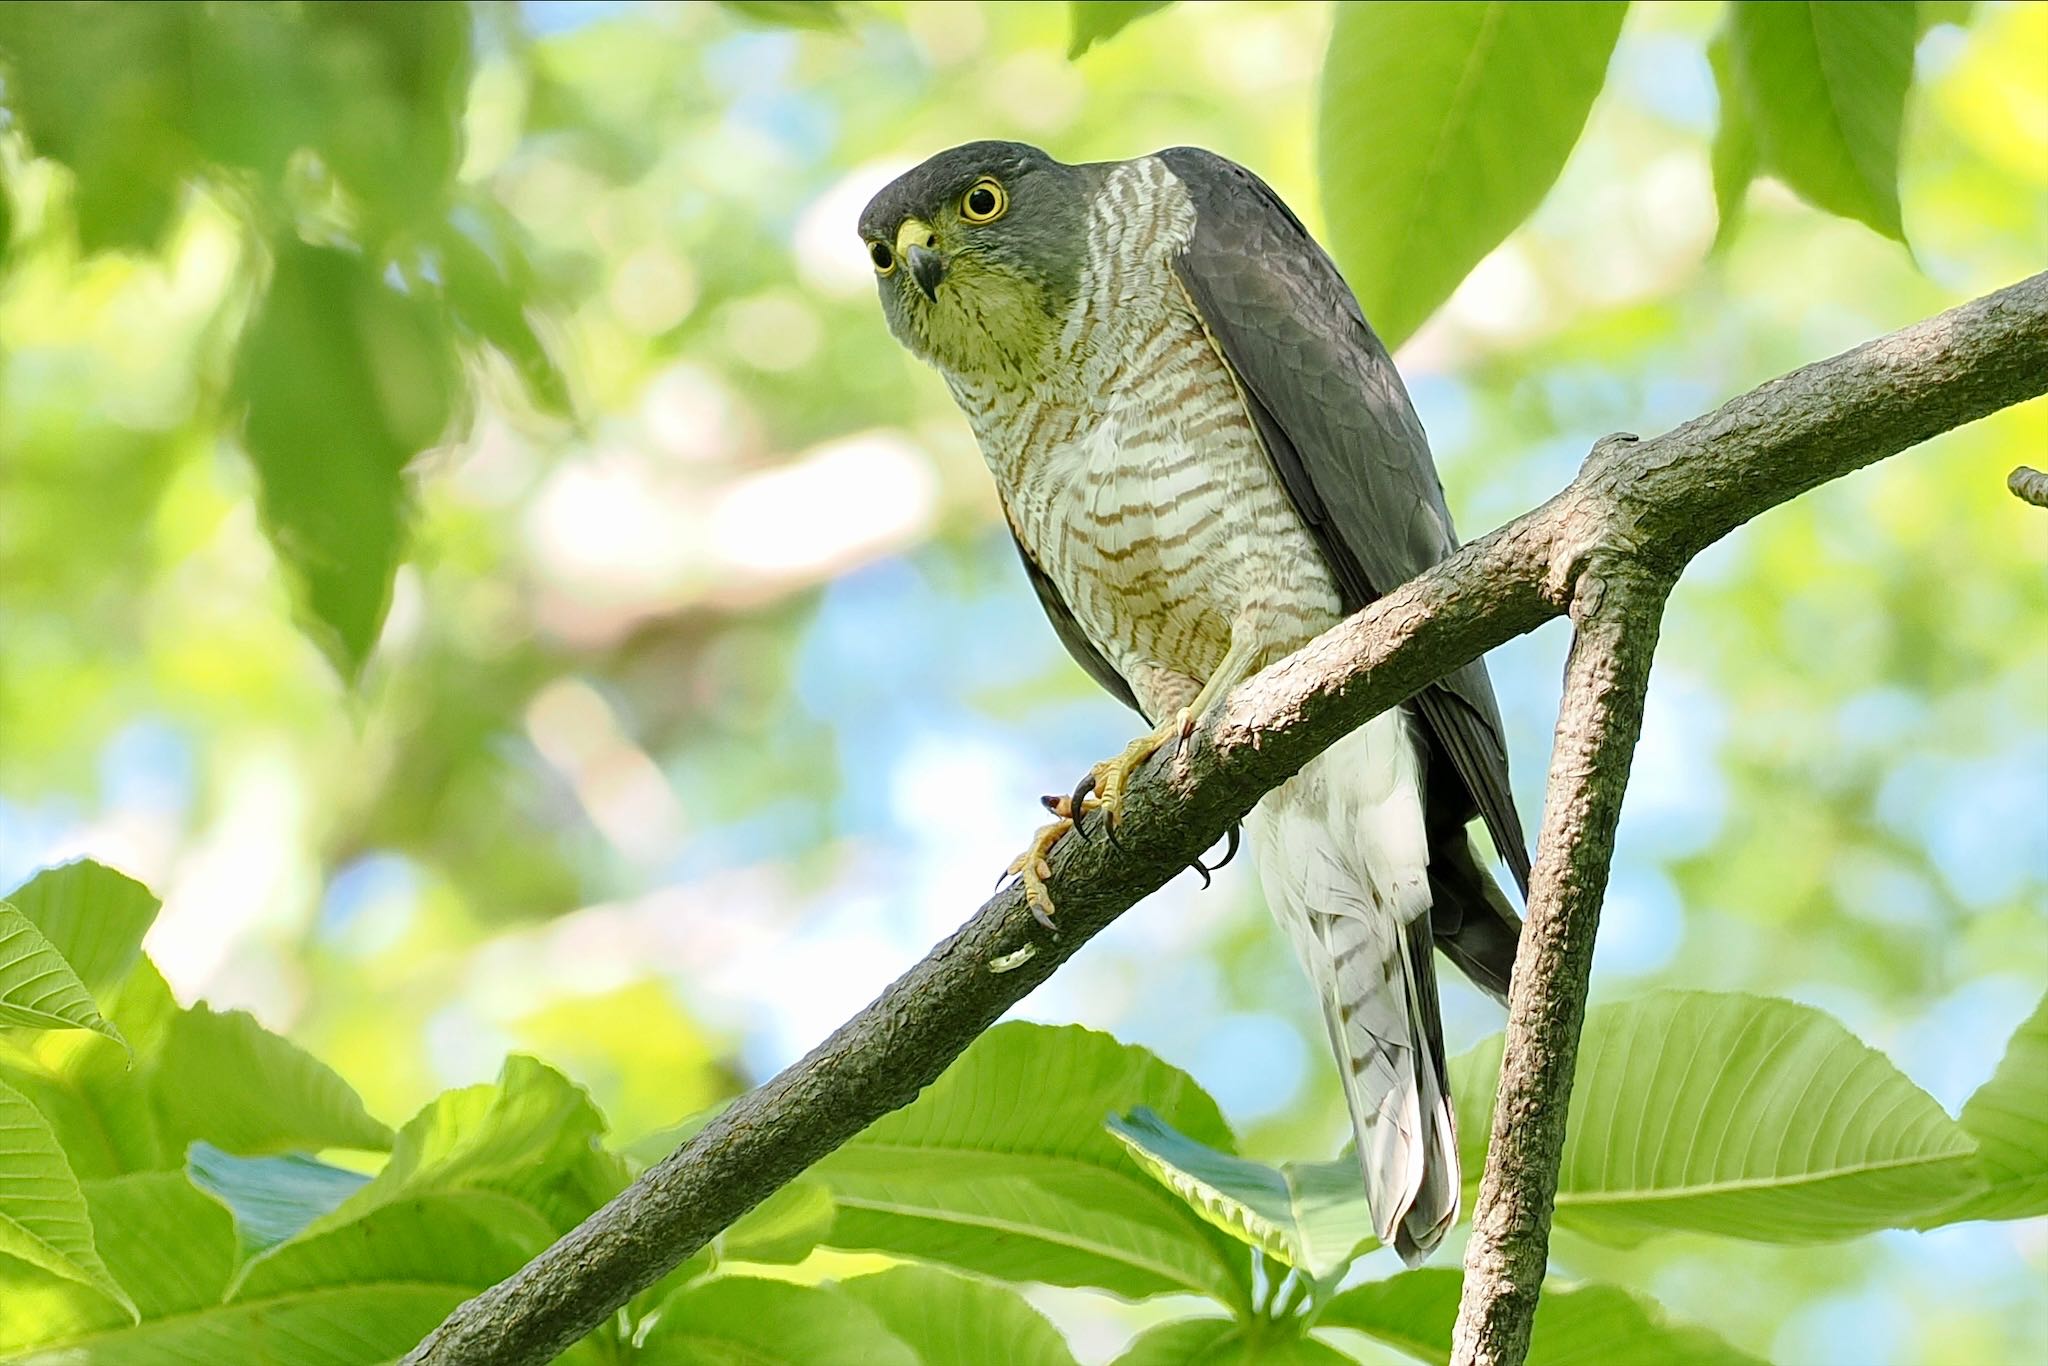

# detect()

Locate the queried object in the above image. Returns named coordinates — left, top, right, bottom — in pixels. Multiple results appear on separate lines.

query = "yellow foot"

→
left=1004, top=817, right=1073, bottom=930
left=1071, top=708, right=1194, bottom=835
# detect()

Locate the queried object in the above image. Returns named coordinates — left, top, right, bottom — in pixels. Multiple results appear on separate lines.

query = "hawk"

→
left=861, top=142, right=1529, bottom=1263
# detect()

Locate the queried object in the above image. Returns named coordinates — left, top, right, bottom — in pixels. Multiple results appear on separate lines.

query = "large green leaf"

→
left=639, top=1276, right=920, bottom=1366
left=1106, top=1107, right=1376, bottom=1280
left=1068, top=1, right=1173, bottom=57
left=0, top=1075, right=134, bottom=1320
left=186, top=1141, right=371, bottom=1254
left=813, top=1022, right=1254, bottom=1309
left=235, top=238, right=460, bottom=679
left=840, top=1265, right=1079, bottom=1366
left=0, top=957, right=178, bottom=1178
left=2, top=861, right=160, bottom=998
left=0, top=906, right=125, bottom=1049
left=1929, top=992, right=2048, bottom=1223
left=0, top=1171, right=234, bottom=1352
left=1450, top=991, right=1984, bottom=1243
left=1315, top=1269, right=1765, bottom=1366
left=1112, top=1319, right=1354, bottom=1366
left=154, top=1003, right=395, bottom=1156
left=1317, top=1, right=1626, bottom=347
left=1726, top=0, right=1915, bottom=242
left=10, top=1190, right=593, bottom=1365
left=305, top=1053, right=626, bottom=1240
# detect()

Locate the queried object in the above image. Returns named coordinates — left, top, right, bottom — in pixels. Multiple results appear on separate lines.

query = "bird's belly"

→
left=1014, top=421, right=1344, bottom=705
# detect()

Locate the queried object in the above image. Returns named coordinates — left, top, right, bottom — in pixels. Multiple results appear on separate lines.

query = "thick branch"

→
left=406, top=275, right=2048, bottom=1365
left=1451, top=563, right=1669, bottom=1365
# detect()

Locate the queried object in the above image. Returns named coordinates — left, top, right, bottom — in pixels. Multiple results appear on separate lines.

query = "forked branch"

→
left=406, top=274, right=2048, bottom=1365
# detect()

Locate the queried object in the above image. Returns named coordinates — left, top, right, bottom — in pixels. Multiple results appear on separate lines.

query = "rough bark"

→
left=2011, top=465, right=2048, bottom=507
left=404, top=274, right=2048, bottom=1366
left=1450, top=561, right=1669, bottom=1366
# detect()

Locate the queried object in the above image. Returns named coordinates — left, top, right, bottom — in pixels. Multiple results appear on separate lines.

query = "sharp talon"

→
left=1031, top=901, right=1058, bottom=933
left=1212, top=824, right=1241, bottom=872
left=1189, top=857, right=1213, bottom=890
left=1041, top=794, right=1068, bottom=817
left=1070, top=772, right=1096, bottom=811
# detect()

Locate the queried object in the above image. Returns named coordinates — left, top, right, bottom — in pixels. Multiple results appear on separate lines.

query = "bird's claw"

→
left=1184, top=824, right=1241, bottom=890
left=1004, top=817, right=1071, bottom=931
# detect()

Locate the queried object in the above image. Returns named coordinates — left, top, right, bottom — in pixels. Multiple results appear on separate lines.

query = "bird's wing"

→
left=1010, top=531, right=1144, bottom=717
left=1158, top=146, right=1532, bottom=896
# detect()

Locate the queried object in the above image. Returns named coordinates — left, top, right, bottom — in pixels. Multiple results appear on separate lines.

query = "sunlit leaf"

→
left=0, top=906, right=125, bottom=1050
left=1068, top=1, right=1173, bottom=58
left=434, top=206, right=574, bottom=417
left=639, top=1276, right=920, bottom=1365
left=0, top=1075, right=134, bottom=1320
left=1317, top=1, right=1626, bottom=347
left=1316, top=1269, right=1765, bottom=1365
left=1106, top=1106, right=1376, bottom=1280
left=304, top=1053, right=626, bottom=1240
left=3, top=860, right=160, bottom=998
left=1727, top=0, right=1914, bottom=242
left=1929, top=992, right=2048, bottom=1223
left=0, top=1171, right=233, bottom=1353
left=186, top=1141, right=370, bottom=1254
left=720, top=1174, right=835, bottom=1264
left=235, top=239, right=460, bottom=678
left=0, top=958, right=177, bottom=1178
left=842, top=1264, right=1080, bottom=1366
left=1707, top=24, right=1758, bottom=254
left=813, top=1022, right=1254, bottom=1309
left=719, top=0, right=849, bottom=32
left=1111, top=1318, right=1353, bottom=1366
left=1451, top=991, right=1985, bottom=1243
left=154, top=1003, right=396, bottom=1157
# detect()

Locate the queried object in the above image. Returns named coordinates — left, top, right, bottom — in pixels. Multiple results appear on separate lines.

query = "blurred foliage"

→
left=0, top=0, right=2043, bottom=1362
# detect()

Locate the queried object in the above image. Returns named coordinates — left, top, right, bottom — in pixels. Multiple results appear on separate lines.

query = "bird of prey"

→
left=860, top=142, right=1529, bottom=1263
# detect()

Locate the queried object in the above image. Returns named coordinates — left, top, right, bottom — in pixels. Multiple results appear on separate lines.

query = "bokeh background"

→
left=1, top=2, right=2043, bottom=1361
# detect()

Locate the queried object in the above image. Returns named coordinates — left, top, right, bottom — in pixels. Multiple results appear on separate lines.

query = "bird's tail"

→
left=1312, top=907, right=1460, bottom=1265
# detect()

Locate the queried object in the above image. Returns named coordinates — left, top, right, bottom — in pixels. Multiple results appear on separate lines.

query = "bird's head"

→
left=859, top=140, right=1091, bottom=380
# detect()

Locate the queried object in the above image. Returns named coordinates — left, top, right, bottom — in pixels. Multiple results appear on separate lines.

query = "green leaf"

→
left=236, top=239, right=461, bottom=679
left=1317, top=1, right=1627, bottom=347
left=305, top=1053, right=626, bottom=1240
left=433, top=207, right=573, bottom=417
left=186, top=1141, right=371, bottom=1254
left=1111, top=1319, right=1353, bottom=1366
left=0, top=1075, right=135, bottom=1320
left=639, top=1276, right=920, bottom=1366
left=0, top=958, right=177, bottom=1179
left=0, top=906, right=125, bottom=1050
left=0, top=1171, right=234, bottom=1352
left=1707, top=24, right=1759, bottom=254
left=841, top=1265, right=1080, bottom=1366
left=1106, top=1107, right=1376, bottom=1280
left=813, top=1022, right=1254, bottom=1309
left=3, top=860, right=161, bottom=999
left=1930, top=992, right=2048, bottom=1223
left=1917, top=0, right=1975, bottom=32
left=154, top=1003, right=395, bottom=1157
left=1727, top=0, right=1915, bottom=242
left=718, top=0, right=850, bottom=31
left=1451, top=991, right=1985, bottom=1243
left=1068, top=1, right=1173, bottom=58
left=1316, top=1269, right=1766, bottom=1366
left=720, top=1174, right=835, bottom=1264
left=9, top=1190, right=592, bottom=1364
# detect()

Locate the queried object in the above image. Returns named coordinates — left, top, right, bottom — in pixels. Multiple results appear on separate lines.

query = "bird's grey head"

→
left=859, top=140, right=1091, bottom=380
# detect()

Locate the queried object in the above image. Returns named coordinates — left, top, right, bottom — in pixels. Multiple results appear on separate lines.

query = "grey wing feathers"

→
left=1158, top=145, right=1532, bottom=898
left=1010, top=532, right=1143, bottom=717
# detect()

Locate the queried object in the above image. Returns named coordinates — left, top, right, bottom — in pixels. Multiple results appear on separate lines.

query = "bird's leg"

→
left=1074, top=628, right=1266, bottom=837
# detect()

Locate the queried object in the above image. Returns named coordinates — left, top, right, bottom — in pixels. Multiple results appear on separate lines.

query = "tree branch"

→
left=405, top=273, right=2048, bottom=1366
left=2010, top=465, right=2048, bottom=508
left=1451, top=559, right=1669, bottom=1366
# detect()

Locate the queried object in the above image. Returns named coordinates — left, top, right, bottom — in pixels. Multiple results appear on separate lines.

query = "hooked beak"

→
left=896, top=218, right=947, bottom=301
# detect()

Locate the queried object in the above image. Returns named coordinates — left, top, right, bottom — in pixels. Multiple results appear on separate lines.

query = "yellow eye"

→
left=960, top=178, right=1006, bottom=225
left=868, top=240, right=896, bottom=275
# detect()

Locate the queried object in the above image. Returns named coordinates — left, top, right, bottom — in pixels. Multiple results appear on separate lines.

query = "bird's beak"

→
left=896, top=218, right=947, bottom=301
